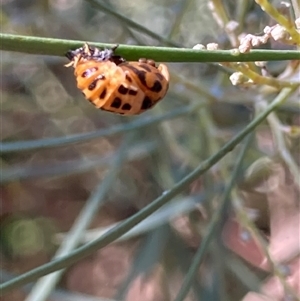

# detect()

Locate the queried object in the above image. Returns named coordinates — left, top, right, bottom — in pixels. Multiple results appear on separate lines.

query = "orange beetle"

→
left=66, top=43, right=169, bottom=115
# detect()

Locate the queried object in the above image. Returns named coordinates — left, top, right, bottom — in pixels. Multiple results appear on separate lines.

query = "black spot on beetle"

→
left=125, top=65, right=162, bottom=93
left=150, top=80, right=162, bottom=92
left=88, top=81, right=97, bottom=90
left=118, top=85, right=128, bottom=95
left=82, top=71, right=89, bottom=78
left=128, top=90, right=138, bottom=95
left=141, top=96, right=153, bottom=110
left=125, top=66, right=147, bottom=86
left=139, top=64, right=152, bottom=72
left=125, top=74, right=133, bottom=82
left=109, top=55, right=125, bottom=65
left=100, top=88, right=107, bottom=99
left=137, top=72, right=147, bottom=86
left=111, top=97, right=122, bottom=108
left=122, top=103, right=132, bottom=110
left=82, top=67, right=98, bottom=78
left=88, top=74, right=106, bottom=90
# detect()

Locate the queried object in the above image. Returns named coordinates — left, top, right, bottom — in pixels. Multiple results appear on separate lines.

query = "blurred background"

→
left=1, top=0, right=299, bottom=301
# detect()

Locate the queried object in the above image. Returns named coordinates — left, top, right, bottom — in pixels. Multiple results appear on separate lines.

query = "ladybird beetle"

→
left=65, top=43, right=169, bottom=115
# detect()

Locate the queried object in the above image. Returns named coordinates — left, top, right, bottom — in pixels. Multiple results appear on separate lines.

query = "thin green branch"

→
left=168, top=0, right=194, bottom=39
left=257, top=101, right=300, bottom=187
left=0, top=87, right=295, bottom=295
left=85, top=0, right=180, bottom=47
left=1, top=34, right=299, bottom=62
left=24, top=134, right=134, bottom=301
left=0, top=270, right=117, bottom=301
left=0, top=141, right=156, bottom=183
left=174, top=134, right=253, bottom=301
left=255, top=0, right=300, bottom=43
left=55, top=194, right=214, bottom=244
left=0, top=104, right=197, bottom=154
left=225, top=254, right=261, bottom=291
left=232, top=190, right=300, bottom=300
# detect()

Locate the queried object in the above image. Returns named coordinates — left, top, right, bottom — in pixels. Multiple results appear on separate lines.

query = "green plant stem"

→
left=232, top=191, right=300, bottom=300
left=24, top=135, right=133, bottom=301
left=0, top=104, right=197, bottom=153
left=255, top=0, right=300, bottom=43
left=85, top=0, right=180, bottom=47
left=55, top=194, right=213, bottom=244
left=174, top=133, right=253, bottom=301
left=257, top=101, right=300, bottom=187
left=1, top=33, right=299, bottom=62
left=0, top=87, right=295, bottom=295
left=0, top=141, right=156, bottom=183
left=168, top=0, right=194, bottom=39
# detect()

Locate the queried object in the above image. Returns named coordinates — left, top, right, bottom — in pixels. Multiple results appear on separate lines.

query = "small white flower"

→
left=192, top=44, right=206, bottom=50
